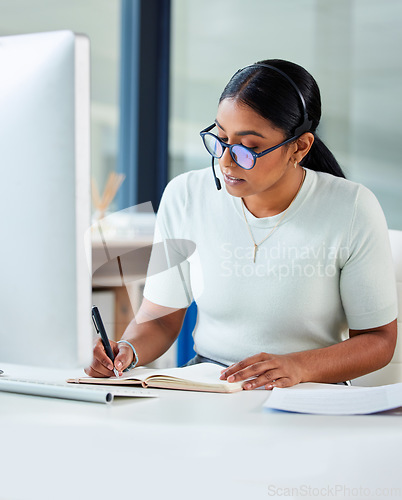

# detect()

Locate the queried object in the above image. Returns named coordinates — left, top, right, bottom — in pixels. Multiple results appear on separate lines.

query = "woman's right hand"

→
left=84, top=338, right=134, bottom=378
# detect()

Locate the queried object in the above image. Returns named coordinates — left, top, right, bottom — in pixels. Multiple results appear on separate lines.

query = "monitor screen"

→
left=0, top=30, right=92, bottom=368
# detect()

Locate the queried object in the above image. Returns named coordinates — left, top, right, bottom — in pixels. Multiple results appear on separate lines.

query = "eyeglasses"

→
left=199, top=124, right=299, bottom=170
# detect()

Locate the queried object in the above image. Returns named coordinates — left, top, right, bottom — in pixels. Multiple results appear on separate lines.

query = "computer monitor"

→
left=0, top=31, right=92, bottom=368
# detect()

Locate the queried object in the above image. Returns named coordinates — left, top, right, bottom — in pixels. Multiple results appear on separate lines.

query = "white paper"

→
left=100, top=362, right=228, bottom=385
left=263, top=383, right=402, bottom=415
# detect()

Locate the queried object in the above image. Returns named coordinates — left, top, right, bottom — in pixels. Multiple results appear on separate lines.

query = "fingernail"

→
left=227, top=375, right=235, bottom=382
left=244, top=383, right=252, bottom=390
left=116, top=361, right=122, bottom=370
left=108, top=363, right=113, bottom=370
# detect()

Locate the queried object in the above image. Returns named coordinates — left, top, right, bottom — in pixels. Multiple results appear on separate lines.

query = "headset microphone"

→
left=211, top=157, right=221, bottom=190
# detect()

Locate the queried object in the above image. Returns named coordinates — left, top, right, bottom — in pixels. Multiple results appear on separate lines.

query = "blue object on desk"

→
left=177, top=302, right=197, bottom=366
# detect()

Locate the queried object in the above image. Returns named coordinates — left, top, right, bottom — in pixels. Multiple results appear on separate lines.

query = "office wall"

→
left=169, top=0, right=402, bottom=230
left=0, top=0, right=121, bottom=214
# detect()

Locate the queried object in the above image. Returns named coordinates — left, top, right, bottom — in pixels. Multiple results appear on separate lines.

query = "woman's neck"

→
left=242, top=167, right=305, bottom=218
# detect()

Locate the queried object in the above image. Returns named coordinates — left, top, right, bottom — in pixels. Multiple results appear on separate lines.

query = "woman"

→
left=86, top=59, right=398, bottom=390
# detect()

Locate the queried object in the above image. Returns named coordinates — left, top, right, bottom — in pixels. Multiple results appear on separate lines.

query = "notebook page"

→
left=137, top=362, right=225, bottom=384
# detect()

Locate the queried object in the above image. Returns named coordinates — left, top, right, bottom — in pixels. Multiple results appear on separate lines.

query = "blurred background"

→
left=1, top=0, right=400, bottom=228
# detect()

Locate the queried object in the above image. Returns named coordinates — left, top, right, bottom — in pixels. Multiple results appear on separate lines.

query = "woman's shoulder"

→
left=311, top=169, right=359, bottom=192
left=158, top=167, right=213, bottom=215
left=308, top=169, right=386, bottom=228
left=310, top=169, right=378, bottom=206
left=162, top=167, right=218, bottom=204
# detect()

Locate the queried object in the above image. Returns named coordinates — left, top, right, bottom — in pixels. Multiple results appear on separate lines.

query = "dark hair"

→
left=219, top=59, right=345, bottom=178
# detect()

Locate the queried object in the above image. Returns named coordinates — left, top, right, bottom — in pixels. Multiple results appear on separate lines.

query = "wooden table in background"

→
left=92, top=236, right=152, bottom=340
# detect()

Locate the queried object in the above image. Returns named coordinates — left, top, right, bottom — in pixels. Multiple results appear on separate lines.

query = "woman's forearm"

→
left=120, top=319, right=175, bottom=366
left=120, top=299, right=187, bottom=366
left=292, top=319, right=397, bottom=383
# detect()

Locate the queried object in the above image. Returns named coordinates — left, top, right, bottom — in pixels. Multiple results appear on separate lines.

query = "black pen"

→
left=91, top=305, right=119, bottom=377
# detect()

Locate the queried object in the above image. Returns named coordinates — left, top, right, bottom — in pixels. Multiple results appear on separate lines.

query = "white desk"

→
left=1, top=363, right=402, bottom=500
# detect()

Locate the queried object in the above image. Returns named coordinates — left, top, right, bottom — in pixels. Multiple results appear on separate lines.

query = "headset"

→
left=210, top=63, right=312, bottom=190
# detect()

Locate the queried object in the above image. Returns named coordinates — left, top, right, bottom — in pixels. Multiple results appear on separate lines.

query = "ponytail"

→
left=221, top=59, right=346, bottom=179
left=301, top=135, right=345, bottom=178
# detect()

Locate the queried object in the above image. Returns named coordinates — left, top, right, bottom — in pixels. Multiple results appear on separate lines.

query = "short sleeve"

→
left=340, top=185, right=398, bottom=330
left=143, top=176, right=194, bottom=309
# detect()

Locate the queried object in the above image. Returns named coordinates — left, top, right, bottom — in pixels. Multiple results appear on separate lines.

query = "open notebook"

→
left=67, top=362, right=244, bottom=393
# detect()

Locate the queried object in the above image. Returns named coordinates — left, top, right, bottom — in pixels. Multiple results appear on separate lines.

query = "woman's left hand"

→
left=219, top=352, right=304, bottom=390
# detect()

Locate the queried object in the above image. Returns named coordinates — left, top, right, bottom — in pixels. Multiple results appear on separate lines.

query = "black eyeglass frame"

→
left=200, top=123, right=303, bottom=171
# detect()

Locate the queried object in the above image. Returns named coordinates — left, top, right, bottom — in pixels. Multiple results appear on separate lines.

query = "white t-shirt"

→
left=143, top=167, right=398, bottom=366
